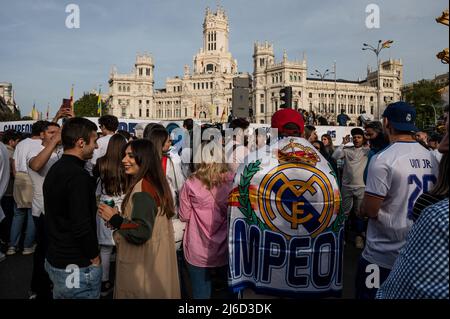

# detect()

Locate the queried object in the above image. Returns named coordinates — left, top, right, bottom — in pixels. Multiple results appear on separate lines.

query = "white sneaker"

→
left=0, top=252, right=6, bottom=262
left=355, top=236, right=364, bottom=249
left=6, top=247, right=16, bottom=256
left=22, top=245, right=36, bottom=255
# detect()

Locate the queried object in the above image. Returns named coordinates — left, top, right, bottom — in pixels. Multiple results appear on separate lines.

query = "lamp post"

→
left=420, top=103, right=438, bottom=127
left=362, top=40, right=394, bottom=120
left=311, top=67, right=335, bottom=120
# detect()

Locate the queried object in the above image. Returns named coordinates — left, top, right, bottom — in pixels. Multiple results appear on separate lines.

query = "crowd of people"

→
left=0, top=100, right=448, bottom=300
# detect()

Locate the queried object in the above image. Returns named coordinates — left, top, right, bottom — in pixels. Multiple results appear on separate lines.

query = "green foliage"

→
left=73, top=93, right=107, bottom=117
left=405, top=80, right=445, bottom=131
left=238, top=160, right=268, bottom=231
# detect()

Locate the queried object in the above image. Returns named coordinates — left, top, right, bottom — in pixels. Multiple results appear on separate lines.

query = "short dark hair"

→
left=45, top=122, right=60, bottom=130
left=429, top=133, right=442, bottom=143
left=117, top=129, right=131, bottom=140
left=31, top=120, right=50, bottom=137
left=143, top=123, right=165, bottom=140
left=61, top=117, right=98, bottom=150
left=1, top=129, right=22, bottom=144
left=364, top=121, right=383, bottom=132
left=183, top=119, right=194, bottom=131
left=230, top=118, right=250, bottom=130
left=351, top=128, right=365, bottom=137
left=98, top=115, right=119, bottom=132
left=304, top=125, right=316, bottom=140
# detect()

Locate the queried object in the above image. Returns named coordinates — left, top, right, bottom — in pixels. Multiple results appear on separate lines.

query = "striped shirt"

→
left=412, top=192, right=446, bottom=222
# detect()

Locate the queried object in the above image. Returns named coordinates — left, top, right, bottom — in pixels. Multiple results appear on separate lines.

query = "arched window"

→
left=206, top=64, right=214, bottom=72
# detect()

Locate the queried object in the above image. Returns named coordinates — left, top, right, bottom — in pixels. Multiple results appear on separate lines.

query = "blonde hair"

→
left=192, top=141, right=229, bottom=190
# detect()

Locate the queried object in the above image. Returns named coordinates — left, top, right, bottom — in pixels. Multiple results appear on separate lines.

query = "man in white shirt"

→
left=86, top=115, right=119, bottom=175
left=28, top=122, right=62, bottom=299
left=8, top=121, right=48, bottom=255
left=356, top=102, right=439, bottom=299
left=332, top=128, right=369, bottom=249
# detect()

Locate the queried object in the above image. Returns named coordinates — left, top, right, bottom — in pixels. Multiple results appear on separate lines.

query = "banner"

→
left=228, top=137, right=344, bottom=298
left=0, top=118, right=183, bottom=136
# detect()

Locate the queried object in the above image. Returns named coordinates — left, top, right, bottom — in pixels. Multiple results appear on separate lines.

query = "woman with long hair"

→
left=179, top=141, right=234, bottom=299
left=320, top=134, right=339, bottom=177
left=93, top=134, right=128, bottom=297
left=321, top=134, right=335, bottom=158
left=144, top=126, right=187, bottom=296
left=98, top=139, right=180, bottom=299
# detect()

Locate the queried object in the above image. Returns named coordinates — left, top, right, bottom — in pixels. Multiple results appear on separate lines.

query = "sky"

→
left=0, top=0, right=448, bottom=117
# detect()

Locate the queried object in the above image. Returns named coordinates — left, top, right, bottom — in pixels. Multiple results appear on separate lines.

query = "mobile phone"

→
left=61, top=99, right=71, bottom=111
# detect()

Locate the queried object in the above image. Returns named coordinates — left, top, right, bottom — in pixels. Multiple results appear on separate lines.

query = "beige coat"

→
left=113, top=180, right=180, bottom=299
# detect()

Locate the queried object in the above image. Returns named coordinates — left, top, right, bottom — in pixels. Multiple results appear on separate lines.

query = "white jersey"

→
left=13, top=138, right=42, bottom=173
left=27, top=144, right=61, bottom=217
left=363, top=141, right=439, bottom=269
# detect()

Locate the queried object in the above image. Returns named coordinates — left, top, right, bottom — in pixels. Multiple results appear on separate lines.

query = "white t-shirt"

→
left=13, top=138, right=42, bottom=173
left=27, top=144, right=61, bottom=217
left=363, top=141, right=439, bottom=269
left=0, top=143, right=10, bottom=222
left=431, top=148, right=443, bottom=162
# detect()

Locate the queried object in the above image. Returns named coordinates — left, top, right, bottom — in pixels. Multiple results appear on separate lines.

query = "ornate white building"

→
left=253, top=42, right=403, bottom=124
left=108, top=6, right=403, bottom=124
left=108, top=7, right=246, bottom=122
left=0, top=82, right=15, bottom=112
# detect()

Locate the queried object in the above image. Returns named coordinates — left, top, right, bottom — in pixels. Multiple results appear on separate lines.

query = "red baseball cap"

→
left=271, top=109, right=305, bottom=135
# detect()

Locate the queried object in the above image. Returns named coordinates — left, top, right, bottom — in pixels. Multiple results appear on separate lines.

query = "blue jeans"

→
left=9, top=204, right=35, bottom=249
left=186, top=261, right=229, bottom=299
left=45, top=260, right=102, bottom=299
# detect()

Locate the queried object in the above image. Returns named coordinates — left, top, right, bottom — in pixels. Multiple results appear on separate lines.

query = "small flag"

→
left=31, top=102, right=38, bottom=120
left=382, top=40, right=394, bottom=49
left=220, top=106, right=226, bottom=122
left=70, top=85, right=74, bottom=110
left=97, top=88, right=102, bottom=115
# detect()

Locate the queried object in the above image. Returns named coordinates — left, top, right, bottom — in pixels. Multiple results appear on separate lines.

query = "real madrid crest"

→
left=257, top=162, right=335, bottom=239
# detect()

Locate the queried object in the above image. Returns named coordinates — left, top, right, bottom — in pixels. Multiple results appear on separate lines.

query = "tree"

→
left=73, top=93, right=107, bottom=117
left=405, top=80, right=445, bottom=130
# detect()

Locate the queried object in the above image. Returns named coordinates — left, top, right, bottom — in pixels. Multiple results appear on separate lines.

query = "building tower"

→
left=194, top=7, right=237, bottom=75
left=134, top=53, right=154, bottom=118
left=253, top=41, right=275, bottom=123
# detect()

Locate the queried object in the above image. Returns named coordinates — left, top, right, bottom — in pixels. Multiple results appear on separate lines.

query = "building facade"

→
left=108, top=7, right=246, bottom=122
left=253, top=42, right=403, bottom=124
left=0, top=82, right=15, bottom=112
left=108, top=6, right=403, bottom=123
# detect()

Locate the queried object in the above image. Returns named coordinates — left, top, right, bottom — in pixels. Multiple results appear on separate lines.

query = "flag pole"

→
left=70, top=84, right=74, bottom=111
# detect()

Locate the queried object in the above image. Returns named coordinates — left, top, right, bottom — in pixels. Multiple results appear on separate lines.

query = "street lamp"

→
left=311, top=68, right=335, bottom=119
left=362, top=40, right=394, bottom=120
left=420, top=103, right=438, bottom=127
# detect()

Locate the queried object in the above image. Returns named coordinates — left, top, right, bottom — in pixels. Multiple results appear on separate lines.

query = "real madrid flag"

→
left=228, top=137, right=344, bottom=298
